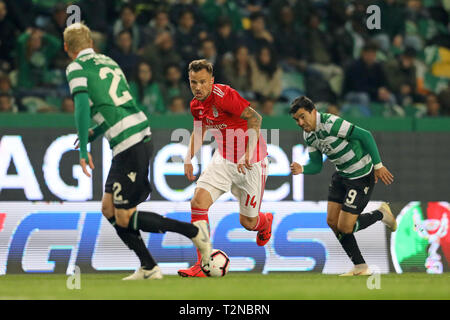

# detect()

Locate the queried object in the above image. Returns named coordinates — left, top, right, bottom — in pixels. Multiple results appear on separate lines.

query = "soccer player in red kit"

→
left=178, top=59, right=272, bottom=277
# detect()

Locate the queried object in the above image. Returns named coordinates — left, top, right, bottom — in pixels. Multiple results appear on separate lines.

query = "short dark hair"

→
left=289, top=96, right=316, bottom=115
left=362, top=41, right=378, bottom=53
left=188, top=59, right=213, bottom=75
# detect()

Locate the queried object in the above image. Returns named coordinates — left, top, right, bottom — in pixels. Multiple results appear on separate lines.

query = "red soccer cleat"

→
left=256, top=213, right=273, bottom=246
left=177, top=262, right=207, bottom=277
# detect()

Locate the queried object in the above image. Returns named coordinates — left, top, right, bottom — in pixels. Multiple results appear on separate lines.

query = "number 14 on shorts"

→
left=245, top=194, right=257, bottom=208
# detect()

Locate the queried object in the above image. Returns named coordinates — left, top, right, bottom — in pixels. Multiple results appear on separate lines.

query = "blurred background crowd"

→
left=1, top=0, right=450, bottom=118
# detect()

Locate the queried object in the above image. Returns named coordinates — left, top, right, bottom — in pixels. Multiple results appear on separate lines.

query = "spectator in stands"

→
left=197, top=38, right=224, bottom=82
left=110, top=30, right=140, bottom=80
left=169, top=0, right=202, bottom=27
left=0, top=92, right=17, bottom=112
left=384, top=47, right=422, bottom=107
left=304, top=11, right=344, bottom=97
left=200, top=0, right=243, bottom=32
left=145, top=8, right=176, bottom=44
left=139, top=31, right=183, bottom=83
left=272, top=5, right=306, bottom=71
left=168, top=96, right=188, bottom=114
left=424, top=93, right=441, bottom=117
left=15, top=28, right=61, bottom=89
left=60, top=96, right=74, bottom=113
left=175, top=9, right=207, bottom=66
left=403, top=0, right=429, bottom=52
left=0, top=0, right=18, bottom=72
left=326, top=104, right=341, bottom=116
left=241, top=12, right=273, bottom=54
left=437, top=84, right=450, bottom=116
left=112, top=4, right=143, bottom=52
left=222, top=44, right=254, bottom=100
left=78, top=0, right=110, bottom=33
left=343, top=42, right=395, bottom=115
left=129, top=61, right=166, bottom=116
left=161, top=63, right=192, bottom=108
left=43, top=3, right=71, bottom=70
left=250, top=45, right=282, bottom=102
left=259, top=97, right=276, bottom=116
left=0, top=72, right=12, bottom=94
left=370, top=0, right=406, bottom=54
left=213, top=17, right=239, bottom=60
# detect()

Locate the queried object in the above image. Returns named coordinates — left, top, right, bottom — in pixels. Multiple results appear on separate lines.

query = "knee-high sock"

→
left=191, top=207, right=209, bottom=262
left=337, top=232, right=366, bottom=265
left=353, top=210, right=383, bottom=232
left=128, top=211, right=198, bottom=239
left=107, top=217, right=156, bottom=269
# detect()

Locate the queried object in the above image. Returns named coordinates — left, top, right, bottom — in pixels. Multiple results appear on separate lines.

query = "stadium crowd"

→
left=1, top=0, right=450, bottom=117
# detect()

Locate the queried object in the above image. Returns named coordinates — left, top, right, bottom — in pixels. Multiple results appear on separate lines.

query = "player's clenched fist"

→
left=290, top=162, right=303, bottom=175
left=184, top=163, right=196, bottom=181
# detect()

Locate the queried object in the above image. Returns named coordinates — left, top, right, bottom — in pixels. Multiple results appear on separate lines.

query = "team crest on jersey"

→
left=212, top=106, right=219, bottom=118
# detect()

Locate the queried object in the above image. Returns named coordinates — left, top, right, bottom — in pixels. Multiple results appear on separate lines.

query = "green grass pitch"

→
left=0, top=273, right=449, bottom=300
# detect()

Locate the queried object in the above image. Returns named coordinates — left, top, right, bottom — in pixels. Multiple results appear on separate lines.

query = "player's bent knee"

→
left=327, top=218, right=338, bottom=233
left=114, top=209, right=133, bottom=228
left=190, top=188, right=212, bottom=209
left=101, top=202, right=114, bottom=219
left=337, top=222, right=354, bottom=234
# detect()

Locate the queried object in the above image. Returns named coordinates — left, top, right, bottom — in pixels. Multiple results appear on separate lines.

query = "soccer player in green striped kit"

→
left=289, top=96, right=397, bottom=276
left=64, top=22, right=211, bottom=280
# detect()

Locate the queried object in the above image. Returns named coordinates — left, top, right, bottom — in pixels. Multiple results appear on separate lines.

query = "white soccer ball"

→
left=201, top=249, right=230, bottom=277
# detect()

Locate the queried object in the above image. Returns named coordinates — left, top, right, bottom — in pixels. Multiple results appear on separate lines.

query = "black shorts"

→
left=327, top=169, right=375, bottom=214
left=105, top=140, right=153, bottom=209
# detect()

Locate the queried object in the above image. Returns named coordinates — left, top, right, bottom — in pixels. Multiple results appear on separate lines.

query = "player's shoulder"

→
left=212, top=83, right=230, bottom=99
left=319, top=112, right=340, bottom=125
left=66, top=60, right=84, bottom=77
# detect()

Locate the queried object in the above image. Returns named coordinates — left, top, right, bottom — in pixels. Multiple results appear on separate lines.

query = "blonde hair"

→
left=188, top=59, right=213, bottom=75
left=63, top=22, right=92, bottom=53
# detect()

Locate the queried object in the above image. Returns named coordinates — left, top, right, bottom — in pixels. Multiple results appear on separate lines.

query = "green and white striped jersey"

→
left=304, top=112, right=373, bottom=179
left=66, top=48, right=151, bottom=156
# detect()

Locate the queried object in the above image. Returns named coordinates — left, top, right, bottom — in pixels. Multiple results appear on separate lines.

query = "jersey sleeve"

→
left=324, top=114, right=355, bottom=139
left=66, top=61, right=88, bottom=96
left=221, top=87, right=250, bottom=117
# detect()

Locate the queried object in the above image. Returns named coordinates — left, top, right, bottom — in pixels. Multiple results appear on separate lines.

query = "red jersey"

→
left=190, top=84, right=267, bottom=164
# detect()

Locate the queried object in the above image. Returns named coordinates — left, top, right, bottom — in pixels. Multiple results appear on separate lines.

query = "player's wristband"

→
left=374, top=162, right=383, bottom=170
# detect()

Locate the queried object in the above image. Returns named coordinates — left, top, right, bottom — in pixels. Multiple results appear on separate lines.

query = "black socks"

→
left=353, top=210, right=383, bottom=232
left=335, top=210, right=383, bottom=266
left=107, top=217, right=156, bottom=270
left=337, top=232, right=366, bottom=265
left=128, top=211, right=199, bottom=239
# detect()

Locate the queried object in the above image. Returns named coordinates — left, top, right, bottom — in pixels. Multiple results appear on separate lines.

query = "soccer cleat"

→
left=339, top=264, right=372, bottom=276
left=122, top=265, right=163, bottom=280
left=256, top=213, right=274, bottom=246
left=378, top=202, right=397, bottom=231
left=177, top=262, right=207, bottom=278
left=191, top=220, right=212, bottom=267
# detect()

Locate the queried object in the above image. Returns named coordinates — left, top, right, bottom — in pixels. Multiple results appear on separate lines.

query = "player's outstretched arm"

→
left=239, top=106, right=262, bottom=172
left=74, top=92, right=94, bottom=177
left=291, top=150, right=323, bottom=175
left=348, top=125, right=394, bottom=185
